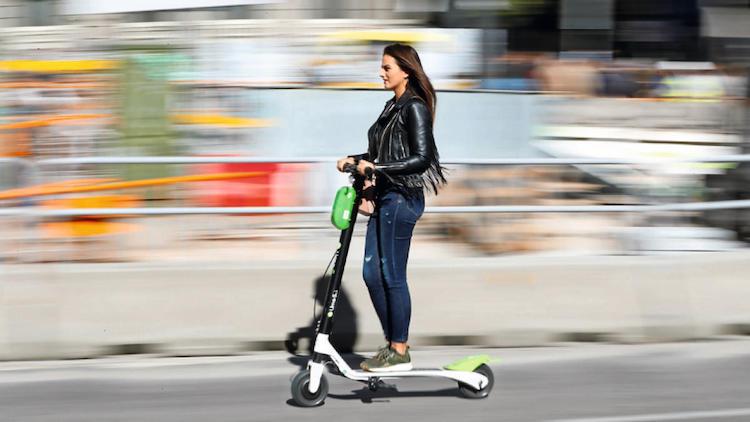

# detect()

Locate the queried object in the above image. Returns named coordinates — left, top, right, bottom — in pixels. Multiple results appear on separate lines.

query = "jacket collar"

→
left=378, top=89, right=419, bottom=123
left=392, top=88, right=417, bottom=110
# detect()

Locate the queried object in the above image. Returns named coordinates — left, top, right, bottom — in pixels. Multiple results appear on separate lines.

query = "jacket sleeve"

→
left=348, top=152, right=370, bottom=161
left=374, top=101, right=433, bottom=176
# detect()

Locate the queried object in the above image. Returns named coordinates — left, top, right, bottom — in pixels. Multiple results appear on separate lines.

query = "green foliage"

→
left=505, top=0, right=551, bottom=16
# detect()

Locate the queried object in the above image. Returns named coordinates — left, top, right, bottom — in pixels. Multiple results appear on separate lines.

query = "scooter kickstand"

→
left=367, top=377, right=381, bottom=392
left=368, top=377, right=397, bottom=392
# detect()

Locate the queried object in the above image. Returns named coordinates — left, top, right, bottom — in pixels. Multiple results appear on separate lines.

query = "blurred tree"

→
left=504, top=0, right=560, bottom=51
left=504, top=0, right=552, bottom=16
left=117, top=47, right=181, bottom=198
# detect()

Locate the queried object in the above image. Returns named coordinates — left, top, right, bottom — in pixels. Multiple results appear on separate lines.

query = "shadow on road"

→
left=329, top=386, right=463, bottom=403
left=286, top=386, right=462, bottom=407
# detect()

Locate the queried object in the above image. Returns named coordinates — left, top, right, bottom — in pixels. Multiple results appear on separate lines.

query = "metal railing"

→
left=36, top=155, right=750, bottom=166
left=2, top=200, right=750, bottom=218
left=2, top=155, right=750, bottom=215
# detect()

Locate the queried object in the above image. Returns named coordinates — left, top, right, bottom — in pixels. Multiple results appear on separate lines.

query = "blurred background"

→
left=0, top=0, right=750, bottom=361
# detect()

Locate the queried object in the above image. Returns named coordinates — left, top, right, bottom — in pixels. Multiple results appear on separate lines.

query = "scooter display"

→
left=290, top=163, right=494, bottom=407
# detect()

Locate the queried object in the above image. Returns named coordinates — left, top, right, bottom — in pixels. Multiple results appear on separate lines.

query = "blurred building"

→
left=2, top=1, right=749, bottom=64
left=1, top=0, right=749, bottom=259
left=700, top=0, right=750, bottom=66
left=0, top=0, right=409, bottom=27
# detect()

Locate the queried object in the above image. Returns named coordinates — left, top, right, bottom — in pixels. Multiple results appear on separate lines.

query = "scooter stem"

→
left=311, top=174, right=365, bottom=364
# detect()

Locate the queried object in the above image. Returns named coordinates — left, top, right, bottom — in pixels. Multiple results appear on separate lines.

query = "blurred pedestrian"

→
left=337, top=43, right=447, bottom=372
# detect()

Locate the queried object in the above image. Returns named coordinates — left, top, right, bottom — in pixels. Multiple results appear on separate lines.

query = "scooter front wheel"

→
left=458, top=364, right=494, bottom=399
left=291, top=370, right=328, bottom=407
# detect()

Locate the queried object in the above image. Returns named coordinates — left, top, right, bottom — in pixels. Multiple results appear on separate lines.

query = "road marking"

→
left=550, top=408, right=750, bottom=422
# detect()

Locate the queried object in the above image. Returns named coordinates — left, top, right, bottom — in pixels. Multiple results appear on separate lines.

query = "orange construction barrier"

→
left=41, top=195, right=141, bottom=238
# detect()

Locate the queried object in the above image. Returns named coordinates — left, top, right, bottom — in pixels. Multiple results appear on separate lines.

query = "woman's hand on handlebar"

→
left=357, top=160, right=375, bottom=177
left=337, top=157, right=355, bottom=172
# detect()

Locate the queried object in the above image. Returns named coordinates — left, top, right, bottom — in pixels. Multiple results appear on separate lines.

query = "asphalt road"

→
left=2, top=340, right=750, bottom=422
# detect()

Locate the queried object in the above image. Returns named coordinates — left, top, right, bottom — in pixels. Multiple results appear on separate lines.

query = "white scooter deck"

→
left=308, top=334, right=489, bottom=392
left=347, top=368, right=488, bottom=388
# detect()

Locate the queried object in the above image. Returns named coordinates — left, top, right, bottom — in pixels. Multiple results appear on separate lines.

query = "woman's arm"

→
left=374, top=101, right=433, bottom=176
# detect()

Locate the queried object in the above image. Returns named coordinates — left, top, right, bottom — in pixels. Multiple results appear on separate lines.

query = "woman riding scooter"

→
left=336, top=43, right=447, bottom=372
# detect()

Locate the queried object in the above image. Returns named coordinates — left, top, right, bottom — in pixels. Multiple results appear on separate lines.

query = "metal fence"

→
left=1, top=155, right=750, bottom=216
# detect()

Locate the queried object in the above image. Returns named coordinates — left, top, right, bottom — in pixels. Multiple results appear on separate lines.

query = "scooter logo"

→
left=327, top=290, right=338, bottom=317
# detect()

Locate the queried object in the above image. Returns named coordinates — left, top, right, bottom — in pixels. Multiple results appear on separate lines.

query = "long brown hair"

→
left=383, top=43, right=436, bottom=121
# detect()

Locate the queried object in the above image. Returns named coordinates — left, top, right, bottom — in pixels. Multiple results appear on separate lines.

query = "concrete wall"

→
left=1, top=250, right=749, bottom=360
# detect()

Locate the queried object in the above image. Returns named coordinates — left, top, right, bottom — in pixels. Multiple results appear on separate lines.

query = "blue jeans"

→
left=362, top=190, right=425, bottom=343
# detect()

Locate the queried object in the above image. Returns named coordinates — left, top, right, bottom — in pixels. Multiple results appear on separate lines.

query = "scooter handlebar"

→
left=342, top=163, right=374, bottom=178
left=342, top=163, right=357, bottom=174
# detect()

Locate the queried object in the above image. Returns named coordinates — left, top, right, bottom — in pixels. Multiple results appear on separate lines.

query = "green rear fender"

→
left=443, top=354, right=494, bottom=372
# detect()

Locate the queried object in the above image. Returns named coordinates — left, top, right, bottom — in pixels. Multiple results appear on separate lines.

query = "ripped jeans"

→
left=362, top=189, right=425, bottom=343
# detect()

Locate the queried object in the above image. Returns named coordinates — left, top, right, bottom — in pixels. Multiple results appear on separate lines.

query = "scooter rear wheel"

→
left=291, top=370, right=328, bottom=407
left=457, top=364, right=494, bottom=399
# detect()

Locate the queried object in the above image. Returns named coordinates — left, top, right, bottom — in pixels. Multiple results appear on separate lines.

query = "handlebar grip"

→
left=342, top=162, right=374, bottom=178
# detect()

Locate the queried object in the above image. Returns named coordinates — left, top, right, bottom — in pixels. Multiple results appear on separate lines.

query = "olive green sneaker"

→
left=362, top=347, right=412, bottom=372
left=360, top=344, right=390, bottom=370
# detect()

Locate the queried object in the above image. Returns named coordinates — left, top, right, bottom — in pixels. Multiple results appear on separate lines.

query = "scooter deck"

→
left=350, top=368, right=453, bottom=378
left=346, top=354, right=492, bottom=379
left=341, top=367, right=489, bottom=390
left=311, top=335, right=491, bottom=390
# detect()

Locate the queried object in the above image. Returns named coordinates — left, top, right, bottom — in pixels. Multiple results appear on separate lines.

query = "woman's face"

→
left=380, top=54, right=409, bottom=92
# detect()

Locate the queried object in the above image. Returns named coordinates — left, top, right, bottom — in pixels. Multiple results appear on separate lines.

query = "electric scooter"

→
left=290, top=163, right=494, bottom=407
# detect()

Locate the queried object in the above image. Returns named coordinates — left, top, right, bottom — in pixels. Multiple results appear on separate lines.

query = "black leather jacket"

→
left=351, top=89, right=446, bottom=195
